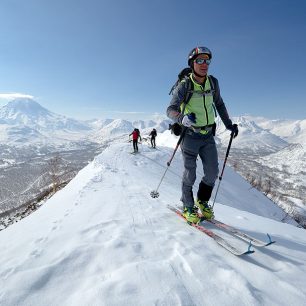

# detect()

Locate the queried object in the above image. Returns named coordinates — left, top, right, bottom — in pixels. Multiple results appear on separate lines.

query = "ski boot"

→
left=182, top=206, right=200, bottom=224
left=195, top=199, right=214, bottom=220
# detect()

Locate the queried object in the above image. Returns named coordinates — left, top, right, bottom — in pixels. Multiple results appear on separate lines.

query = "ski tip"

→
left=243, top=250, right=255, bottom=255
left=246, top=241, right=255, bottom=255
left=266, top=233, right=276, bottom=246
left=238, top=241, right=255, bottom=255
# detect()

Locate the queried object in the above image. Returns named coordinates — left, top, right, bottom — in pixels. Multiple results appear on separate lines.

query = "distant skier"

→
left=149, top=128, right=157, bottom=148
left=129, top=128, right=142, bottom=153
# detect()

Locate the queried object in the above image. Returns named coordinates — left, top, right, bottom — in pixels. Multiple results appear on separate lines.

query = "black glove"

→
left=227, top=123, right=238, bottom=138
left=169, top=123, right=182, bottom=136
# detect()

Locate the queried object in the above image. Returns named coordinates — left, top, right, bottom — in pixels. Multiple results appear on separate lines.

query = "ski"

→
left=206, top=219, right=276, bottom=247
left=176, top=205, right=275, bottom=247
left=168, top=205, right=254, bottom=256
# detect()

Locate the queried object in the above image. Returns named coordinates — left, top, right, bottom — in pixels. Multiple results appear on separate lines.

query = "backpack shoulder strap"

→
left=168, top=80, right=179, bottom=95
left=207, top=75, right=218, bottom=117
left=207, top=75, right=216, bottom=96
left=183, top=75, right=194, bottom=105
left=169, top=67, right=192, bottom=95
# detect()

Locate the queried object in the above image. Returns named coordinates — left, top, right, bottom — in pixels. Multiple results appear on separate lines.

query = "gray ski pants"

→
left=180, top=130, right=219, bottom=207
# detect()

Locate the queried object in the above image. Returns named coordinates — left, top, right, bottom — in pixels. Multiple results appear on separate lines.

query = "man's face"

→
left=193, top=54, right=210, bottom=77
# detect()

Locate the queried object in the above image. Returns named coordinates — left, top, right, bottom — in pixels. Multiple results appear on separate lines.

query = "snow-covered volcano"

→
left=0, top=98, right=90, bottom=132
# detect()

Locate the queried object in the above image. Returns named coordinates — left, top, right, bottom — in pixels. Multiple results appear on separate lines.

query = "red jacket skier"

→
left=129, top=128, right=142, bottom=152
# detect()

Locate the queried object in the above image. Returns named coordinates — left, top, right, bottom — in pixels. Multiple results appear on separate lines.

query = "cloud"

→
left=0, top=93, right=34, bottom=101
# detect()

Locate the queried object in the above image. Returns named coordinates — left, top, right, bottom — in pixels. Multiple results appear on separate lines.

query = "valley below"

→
left=0, top=141, right=104, bottom=219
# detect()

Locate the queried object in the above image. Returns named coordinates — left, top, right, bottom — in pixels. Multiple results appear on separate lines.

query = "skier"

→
left=129, top=128, right=142, bottom=153
left=167, top=46, right=238, bottom=224
left=149, top=128, right=157, bottom=148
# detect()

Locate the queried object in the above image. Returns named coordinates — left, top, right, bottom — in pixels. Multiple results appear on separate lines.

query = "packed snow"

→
left=0, top=132, right=306, bottom=306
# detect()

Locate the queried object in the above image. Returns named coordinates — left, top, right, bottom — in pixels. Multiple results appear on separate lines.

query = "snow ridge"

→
left=0, top=138, right=305, bottom=305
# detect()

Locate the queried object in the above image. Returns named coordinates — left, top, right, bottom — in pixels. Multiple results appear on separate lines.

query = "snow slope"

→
left=0, top=135, right=306, bottom=306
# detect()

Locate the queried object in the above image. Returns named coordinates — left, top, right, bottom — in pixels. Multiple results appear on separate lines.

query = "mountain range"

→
left=1, top=98, right=305, bottom=150
left=216, top=116, right=289, bottom=154
left=0, top=98, right=305, bottom=225
left=0, top=99, right=171, bottom=145
left=244, top=115, right=306, bottom=145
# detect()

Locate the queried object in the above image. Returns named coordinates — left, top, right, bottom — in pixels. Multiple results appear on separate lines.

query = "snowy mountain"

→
left=0, top=99, right=95, bottom=146
left=216, top=116, right=288, bottom=154
left=91, top=118, right=171, bottom=142
left=0, top=98, right=90, bottom=132
left=1, top=134, right=305, bottom=305
left=257, top=143, right=306, bottom=174
left=132, top=118, right=171, bottom=132
left=215, top=116, right=305, bottom=219
left=0, top=99, right=171, bottom=146
left=92, top=119, right=134, bottom=142
left=0, top=124, right=48, bottom=144
left=86, top=118, right=115, bottom=129
left=244, top=116, right=306, bottom=145
left=231, top=116, right=306, bottom=214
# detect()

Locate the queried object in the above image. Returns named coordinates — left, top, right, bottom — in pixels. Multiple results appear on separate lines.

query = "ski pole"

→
left=211, top=130, right=235, bottom=208
left=150, top=127, right=187, bottom=198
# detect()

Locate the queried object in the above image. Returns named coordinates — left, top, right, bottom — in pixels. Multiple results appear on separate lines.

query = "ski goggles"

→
left=194, top=58, right=211, bottom=65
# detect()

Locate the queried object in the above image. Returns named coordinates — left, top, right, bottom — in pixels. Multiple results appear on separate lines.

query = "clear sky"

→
left=0, top=0, right=306, bottom=121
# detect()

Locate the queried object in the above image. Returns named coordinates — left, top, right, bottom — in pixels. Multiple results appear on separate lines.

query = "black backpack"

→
left=169, top=67, right=216, bottom=108
left=168, top=68, right=217, bottom=136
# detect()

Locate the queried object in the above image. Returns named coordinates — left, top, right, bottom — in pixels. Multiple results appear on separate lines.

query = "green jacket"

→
left=167, top=74, right=232, bottom=129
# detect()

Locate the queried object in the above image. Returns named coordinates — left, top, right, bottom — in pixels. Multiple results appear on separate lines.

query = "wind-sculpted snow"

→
left=0, top=139, right=305, bottom=305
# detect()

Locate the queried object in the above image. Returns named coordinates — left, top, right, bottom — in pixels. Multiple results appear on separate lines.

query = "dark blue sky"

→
left=0, top=0, right=305, bottom=120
